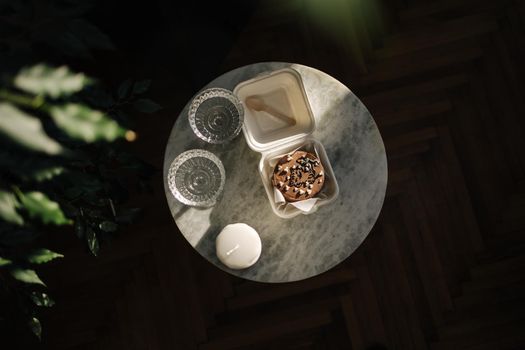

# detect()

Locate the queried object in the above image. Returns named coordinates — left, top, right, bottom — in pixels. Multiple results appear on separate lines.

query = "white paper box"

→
left=233, top=68, right=339, bottom=218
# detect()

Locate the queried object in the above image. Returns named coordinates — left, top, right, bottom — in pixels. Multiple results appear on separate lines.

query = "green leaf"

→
left=29, top=316, right=42, bottom=340
left=0, top=103, right=65, bottom=155
left=0, top=257, right=12, bottom=267
left=68, top=19, right=115, bottom=51
left=26, top=248, right=64, bottom=264
left=50, top=103, right=127, bottom=142
left=30, top=291, right=55, bottom=307
left=14, top=64, right=92, bottom=98
left=0, top=150, right=62, bottom=180
left=0, top=190, right=23, bottom=225
left=31, top=166, right=64, bottom=182
left=86, top=227, right=99, bottom=256
left=132, top=98, right=162, bottom=113
left=132, top=79, right=151, bottom=95
left=99, top=221, right=117, bottom=232
left=10, top=268, right=46, bottom=286
left=18, top=191, right=72, bottom=225
left=117, top=79, right=132, bottom=99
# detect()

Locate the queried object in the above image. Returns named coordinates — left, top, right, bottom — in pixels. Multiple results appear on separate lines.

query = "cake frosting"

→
left=271, top=150, right=325, bottom=202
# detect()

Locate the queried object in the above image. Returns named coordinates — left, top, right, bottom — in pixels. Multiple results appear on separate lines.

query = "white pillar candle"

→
left=216, top=223, right=261, bottom=270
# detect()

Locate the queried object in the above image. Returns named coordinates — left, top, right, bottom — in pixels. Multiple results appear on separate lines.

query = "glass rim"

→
left=167, top=149, right=226, bottom=207
left=188, top=87, right=244, bottom=144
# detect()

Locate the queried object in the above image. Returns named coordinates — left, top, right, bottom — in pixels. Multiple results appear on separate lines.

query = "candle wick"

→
left=226, top=244, right=240, bottom=256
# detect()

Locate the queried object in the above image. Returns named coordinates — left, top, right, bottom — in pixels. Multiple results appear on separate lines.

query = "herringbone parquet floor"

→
left=36, top=0, right=525, bottom=349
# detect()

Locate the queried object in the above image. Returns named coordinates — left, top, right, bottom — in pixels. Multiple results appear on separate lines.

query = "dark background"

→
left=18, top=0, right=525, bottom=348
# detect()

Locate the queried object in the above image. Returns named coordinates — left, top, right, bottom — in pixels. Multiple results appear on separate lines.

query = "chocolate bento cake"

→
left=272, top=150, right=325, bottom=202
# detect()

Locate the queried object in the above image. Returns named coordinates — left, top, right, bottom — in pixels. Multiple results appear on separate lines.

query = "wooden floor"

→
left=35, top=0, right=525, bottom=349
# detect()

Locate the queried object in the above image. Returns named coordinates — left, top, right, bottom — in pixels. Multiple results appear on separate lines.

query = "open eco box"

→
left=233, top=68, right=339, bottom=219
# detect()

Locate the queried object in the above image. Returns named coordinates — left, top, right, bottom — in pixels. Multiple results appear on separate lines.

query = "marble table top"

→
left=163, top=62, right=387, bottom=283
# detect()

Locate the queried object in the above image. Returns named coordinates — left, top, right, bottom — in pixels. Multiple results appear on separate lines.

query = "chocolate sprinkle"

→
left=272, top=150, right=325, bottom=202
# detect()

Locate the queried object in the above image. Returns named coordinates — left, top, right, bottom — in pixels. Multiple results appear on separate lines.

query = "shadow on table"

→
left=190, top=136, right=264, bottom=278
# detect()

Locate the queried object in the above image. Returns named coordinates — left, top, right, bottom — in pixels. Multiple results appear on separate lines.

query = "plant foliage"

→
left=0, top=1, right=161, bottom=342
left=0, top=63, right=158, bottom=341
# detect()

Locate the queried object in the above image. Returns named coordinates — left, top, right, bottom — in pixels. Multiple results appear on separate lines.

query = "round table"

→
left=163, top=62, right=387, bottom=283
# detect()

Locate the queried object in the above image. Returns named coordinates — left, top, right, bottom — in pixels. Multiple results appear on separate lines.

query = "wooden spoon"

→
left=245, top=96, right=296, bottom=126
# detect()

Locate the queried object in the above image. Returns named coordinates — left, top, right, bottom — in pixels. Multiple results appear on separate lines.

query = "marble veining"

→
left=163, top=62, right=387, bottom=283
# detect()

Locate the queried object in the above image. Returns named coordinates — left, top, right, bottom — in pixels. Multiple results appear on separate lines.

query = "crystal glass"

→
left=168, top=149, right=225, bottom=207
left=188, top=88, right=244, bottom=144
